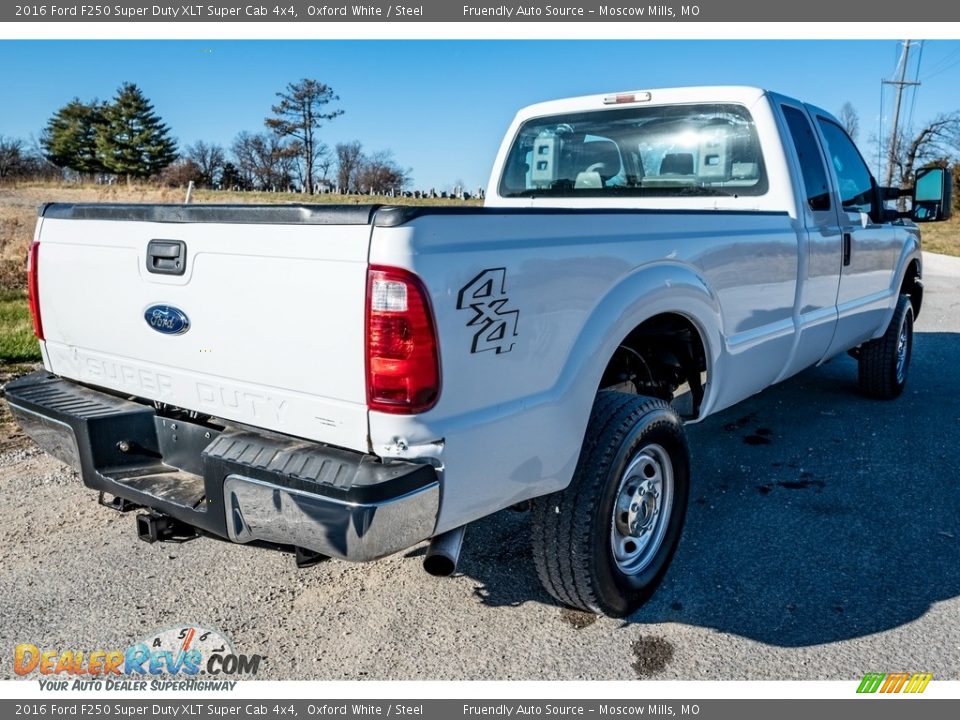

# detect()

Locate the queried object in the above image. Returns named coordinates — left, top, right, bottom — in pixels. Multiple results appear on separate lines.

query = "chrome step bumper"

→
left=4, top=371, right=439, bottom=561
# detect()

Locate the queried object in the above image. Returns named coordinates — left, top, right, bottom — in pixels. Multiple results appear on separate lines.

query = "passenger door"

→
left=814, top=116, right=901, bottom=356
left=776, top=102, right=843, bottom=379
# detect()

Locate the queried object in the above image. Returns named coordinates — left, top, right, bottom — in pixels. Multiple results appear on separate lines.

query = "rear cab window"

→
left=499, top=103, right=768, bottom=199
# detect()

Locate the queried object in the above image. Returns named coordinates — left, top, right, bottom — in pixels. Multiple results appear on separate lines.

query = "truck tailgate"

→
left=35, top=206, right=373, bottom=452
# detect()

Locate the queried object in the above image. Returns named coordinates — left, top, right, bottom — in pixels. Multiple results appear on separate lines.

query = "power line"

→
left=923, top=52, right=960, bottom=80
left=922, top=43, right=960, bottom=78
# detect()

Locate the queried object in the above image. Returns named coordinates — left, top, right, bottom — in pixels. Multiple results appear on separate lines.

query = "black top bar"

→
left=39, top=202, right=789, bottom=228
left=40, top=203, right=380, bottom=225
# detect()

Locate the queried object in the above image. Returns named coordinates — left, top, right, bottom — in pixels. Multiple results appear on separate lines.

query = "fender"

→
left=544, top=261, right=723, bottom=472
left=875, top=232, right=922, bottom=338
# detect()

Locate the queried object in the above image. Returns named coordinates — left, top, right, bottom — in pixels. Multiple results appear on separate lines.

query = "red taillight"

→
left=365, top=265, right=440, bottom=414
left=27, top=241, right=43, bottom=340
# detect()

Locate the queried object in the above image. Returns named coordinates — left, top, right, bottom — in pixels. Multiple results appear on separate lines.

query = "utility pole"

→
left=883, top=40, right=922, bottom=187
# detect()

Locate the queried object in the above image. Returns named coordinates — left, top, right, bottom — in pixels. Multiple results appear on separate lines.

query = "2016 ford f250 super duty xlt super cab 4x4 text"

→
left=5, top=86, right=953, bottom=617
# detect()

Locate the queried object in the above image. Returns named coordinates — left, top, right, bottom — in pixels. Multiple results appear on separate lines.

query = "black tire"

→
left=858, top=294, right=914, bottom=400
left=530, top=392, right=690, bottom=617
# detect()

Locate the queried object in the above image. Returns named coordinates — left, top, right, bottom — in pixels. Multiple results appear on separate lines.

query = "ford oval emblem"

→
left=144, top=305, right=190, bottom=335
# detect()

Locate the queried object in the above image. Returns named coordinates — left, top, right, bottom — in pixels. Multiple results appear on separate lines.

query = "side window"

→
left=817, top=118, right=875, bottom=216
left=782, top=106, right=830, bottom=211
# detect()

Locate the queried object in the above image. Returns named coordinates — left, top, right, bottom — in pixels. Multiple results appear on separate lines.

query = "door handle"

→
left=146, top=240, right=186, bottom=276
left=842, top=232, right=852, bottom=267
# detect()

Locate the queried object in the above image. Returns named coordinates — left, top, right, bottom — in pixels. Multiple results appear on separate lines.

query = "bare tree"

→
left=0, top=136, right=26, bottom=179
left=265, top=79, right=343, bottom=194
left=231, top=132, right=259, bottom=188
left=185, top=140, right=226, bottom=187
left=159, top=158, right=202, bottom=188
left=25, top=136, right=62, bottom=180
left=335, top=141, right=364, bottom=192
left=953, top=160, right=960, bottom=212
left=231, top=131, right=296, bottom=190
left=315, top=143, right=334, bottom=186
left=285, top=139, right=334, bottom=191
left=356, top=150, right=411, bottom=194
left=0, top=136, right=61, bottom=181
left=838, top=102, right=860, bottom=140
left=892, top=112, right=960, bottom=188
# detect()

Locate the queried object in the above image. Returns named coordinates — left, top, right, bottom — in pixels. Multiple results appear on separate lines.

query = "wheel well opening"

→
left=599, top=313, right=708, bottom=420
left=900, top=260, right=922, bottom=319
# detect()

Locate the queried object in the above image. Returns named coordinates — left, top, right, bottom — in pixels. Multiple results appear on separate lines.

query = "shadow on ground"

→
left=451, top=331, right=960, bottom=647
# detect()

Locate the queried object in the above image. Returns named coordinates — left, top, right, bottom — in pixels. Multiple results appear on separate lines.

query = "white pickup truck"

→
left=6, top=86, right=953, bottom=617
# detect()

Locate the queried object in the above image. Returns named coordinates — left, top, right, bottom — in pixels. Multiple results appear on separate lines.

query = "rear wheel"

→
left=531, top=392, right=689, bottom=617
left=858, top=294, right=913, bottom=399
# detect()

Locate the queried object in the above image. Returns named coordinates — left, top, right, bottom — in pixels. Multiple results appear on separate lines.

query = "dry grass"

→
left=918, top=215, right=960, bottom=256
left=0, top=200, right=36, bottom=288
left=0, top=181, right=479, bottom=289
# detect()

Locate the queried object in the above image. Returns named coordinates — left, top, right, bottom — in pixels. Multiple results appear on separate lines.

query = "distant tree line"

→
left=1, top=78, right=412, bottom=195
left=0, top=136, right=59, bottom=180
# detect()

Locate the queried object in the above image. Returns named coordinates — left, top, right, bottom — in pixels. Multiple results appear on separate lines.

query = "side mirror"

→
left=912, top=167, right=953, bottom=222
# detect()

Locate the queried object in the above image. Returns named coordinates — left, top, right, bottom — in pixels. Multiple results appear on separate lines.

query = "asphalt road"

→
left=1, top=252, right=958, bottom=681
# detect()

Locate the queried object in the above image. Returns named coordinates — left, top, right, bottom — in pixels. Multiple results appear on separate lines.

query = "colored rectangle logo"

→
left=857, top=672, right=932, bottom=694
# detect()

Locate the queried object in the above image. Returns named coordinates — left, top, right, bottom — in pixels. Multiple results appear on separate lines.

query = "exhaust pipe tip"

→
left=423, top=525, right=466, bottom=577
left=423, top=552, right=458, bottom=577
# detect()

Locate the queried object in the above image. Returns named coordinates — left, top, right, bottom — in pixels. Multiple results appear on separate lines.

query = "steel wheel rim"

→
left=610, top=443, right=674, bottom=576
left=896, top=314, right=910, bottom=384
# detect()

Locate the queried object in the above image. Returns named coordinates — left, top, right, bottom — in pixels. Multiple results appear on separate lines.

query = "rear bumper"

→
left=4, top=371, right=439, bottom=561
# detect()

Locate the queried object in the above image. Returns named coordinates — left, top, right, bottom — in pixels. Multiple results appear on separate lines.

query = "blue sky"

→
left=1, top=40, right=958, bottom=189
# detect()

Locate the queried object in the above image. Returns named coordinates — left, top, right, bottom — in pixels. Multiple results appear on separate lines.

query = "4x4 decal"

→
left=456, top=268, right=520, bottom=354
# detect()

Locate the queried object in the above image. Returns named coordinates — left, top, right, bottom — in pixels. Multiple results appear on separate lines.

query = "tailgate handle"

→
left=146, top=240, right=186, bottom=276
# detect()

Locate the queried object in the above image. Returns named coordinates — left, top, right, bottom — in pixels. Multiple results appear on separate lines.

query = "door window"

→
left=817, top=118, right=875, bottom=216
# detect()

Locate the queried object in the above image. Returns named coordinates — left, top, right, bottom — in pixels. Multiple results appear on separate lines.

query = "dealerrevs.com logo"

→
left=14, top=624, right=262, bottom=691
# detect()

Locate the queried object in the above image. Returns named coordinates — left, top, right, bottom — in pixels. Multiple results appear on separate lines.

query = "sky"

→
left=0, top=40, right=959, bottom=190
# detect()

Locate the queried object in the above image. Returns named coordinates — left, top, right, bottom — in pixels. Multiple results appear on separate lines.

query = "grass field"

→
left=0, top=289, right=40, bottom=363
left=917, top=215, right=960, bottom=256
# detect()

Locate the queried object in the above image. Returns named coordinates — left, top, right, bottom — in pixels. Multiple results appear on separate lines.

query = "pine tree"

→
left=220, top=161, right=244, bottom=190
left=96, top=83, right=177, bottom=180
left=265, top=79, right=343, bottom=193
left=40, top=99, right=107, bottom=174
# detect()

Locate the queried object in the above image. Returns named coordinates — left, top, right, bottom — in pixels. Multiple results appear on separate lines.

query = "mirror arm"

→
left=879, top=186, right=911, bottom=201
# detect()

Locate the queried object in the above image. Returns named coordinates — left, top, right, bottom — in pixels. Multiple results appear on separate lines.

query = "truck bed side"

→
left=367, top=206, right=800, bottom=531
